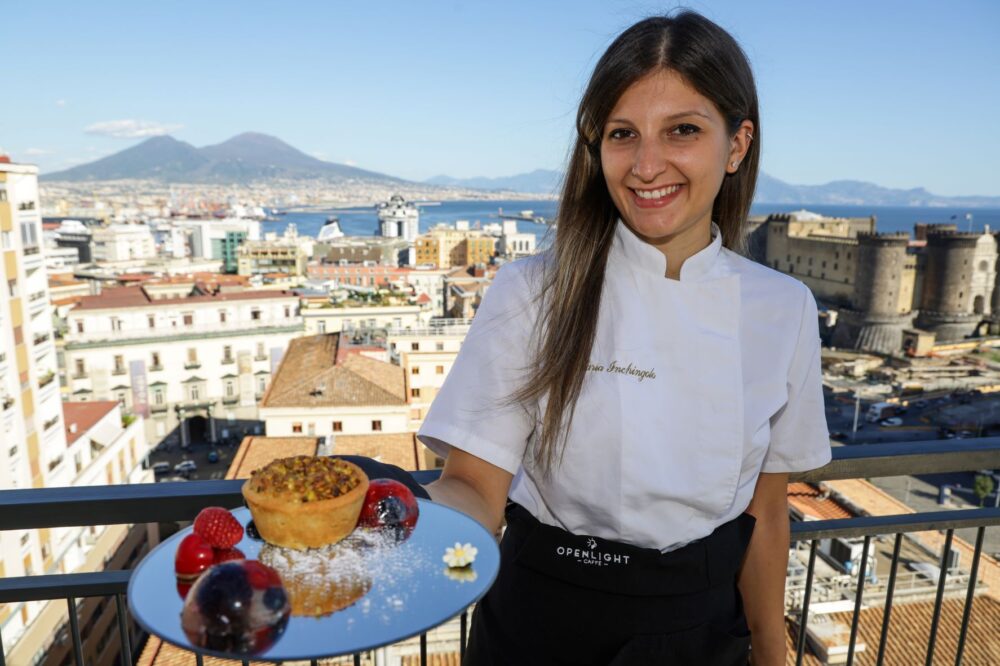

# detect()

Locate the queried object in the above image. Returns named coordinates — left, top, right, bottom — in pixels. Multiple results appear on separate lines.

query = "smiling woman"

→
left=411, top=10, right=830, bottom=666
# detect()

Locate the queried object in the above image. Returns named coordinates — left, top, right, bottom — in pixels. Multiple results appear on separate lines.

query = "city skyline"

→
left=2, top=0, right=999, bottom=196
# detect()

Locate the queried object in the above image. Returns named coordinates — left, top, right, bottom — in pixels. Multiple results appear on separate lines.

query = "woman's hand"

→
left=421, top=444, right=514, bottom=536
left=738, top=471, right=791, bottom=666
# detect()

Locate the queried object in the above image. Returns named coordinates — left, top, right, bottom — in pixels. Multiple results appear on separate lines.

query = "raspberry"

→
left=194, top=507, right=244, bottom=549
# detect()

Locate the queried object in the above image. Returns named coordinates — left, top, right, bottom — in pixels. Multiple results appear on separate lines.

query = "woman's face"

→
left=600, top=68, right=752, bottom=248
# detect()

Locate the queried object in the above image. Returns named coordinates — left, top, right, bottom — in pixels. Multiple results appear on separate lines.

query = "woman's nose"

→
left=631, top=138, right=667, bottom=182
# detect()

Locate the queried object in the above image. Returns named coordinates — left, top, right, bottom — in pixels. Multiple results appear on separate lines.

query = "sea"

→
left=266, top=200, right=1000, bottom=246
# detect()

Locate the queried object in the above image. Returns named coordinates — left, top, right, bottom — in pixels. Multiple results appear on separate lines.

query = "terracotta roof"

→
left=72, top=286, right=297, bottom=311
left=62, top=401, right=118, bottom=445
left=261, top=334, right=405, bottom=409
left=787, top=482, right=854, bottom=521
left=225, top=436, right=321, bottom=479
left=333, top=433, right=423, bottom=471
left=787, top=595, right=1000, bottom=665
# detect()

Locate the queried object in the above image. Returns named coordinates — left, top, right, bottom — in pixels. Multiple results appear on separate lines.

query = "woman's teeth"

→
left=634, top=185, right=681, bottom=200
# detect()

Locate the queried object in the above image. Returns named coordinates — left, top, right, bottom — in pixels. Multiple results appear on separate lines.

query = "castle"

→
left=747, top=210, right=998, bottom=354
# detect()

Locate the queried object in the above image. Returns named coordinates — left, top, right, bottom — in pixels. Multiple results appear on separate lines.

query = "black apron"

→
left=464, top=502, right=756, bottom=666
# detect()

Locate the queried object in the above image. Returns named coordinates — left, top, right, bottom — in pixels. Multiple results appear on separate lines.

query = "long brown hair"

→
left=516, top=10, right=761, bottom=479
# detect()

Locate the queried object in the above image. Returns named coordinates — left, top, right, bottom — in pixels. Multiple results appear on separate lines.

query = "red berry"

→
left=193, top=507, right=244, bottom=549
left=242, top=560, right=283, bottom=590
left=358, top=479, right=420, bottom=532
left=175, top=533, right=215, bottom=580
left=213, top=547, right=246, bottom=564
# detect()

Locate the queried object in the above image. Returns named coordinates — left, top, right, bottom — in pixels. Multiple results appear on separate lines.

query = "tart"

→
left=242, top=456, right=369, bottom=550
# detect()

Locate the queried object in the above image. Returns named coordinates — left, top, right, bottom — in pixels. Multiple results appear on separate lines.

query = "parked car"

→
left=830, top=431, right=848, bottom=441
left=207, top=449, right=220, bottom=464
left=151, top=461, right=171, bottom=474
left=174, top=460, right=198, bottom=474
left=879, top=417, right=904, bottom=427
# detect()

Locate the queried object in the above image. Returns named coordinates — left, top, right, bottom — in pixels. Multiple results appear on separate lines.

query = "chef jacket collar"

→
left=611, top=219, right=724, bottom=282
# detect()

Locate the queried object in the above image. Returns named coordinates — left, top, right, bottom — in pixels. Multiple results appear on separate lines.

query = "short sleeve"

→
left=761, top=285, right=833, bottom=473
left=417, top=262, right=537, bottom=475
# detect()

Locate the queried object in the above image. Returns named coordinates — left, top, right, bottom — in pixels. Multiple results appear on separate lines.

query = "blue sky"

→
left=3, top=0, right=998, bottom=196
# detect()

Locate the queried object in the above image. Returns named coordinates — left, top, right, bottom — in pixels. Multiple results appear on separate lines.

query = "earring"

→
left=746, top=132, right=753, bottom=142
left=731, top=161, right=738, bottom=168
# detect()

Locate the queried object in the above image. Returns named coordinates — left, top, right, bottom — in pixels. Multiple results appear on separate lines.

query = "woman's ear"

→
left=726, top=120, right=755, bottom=174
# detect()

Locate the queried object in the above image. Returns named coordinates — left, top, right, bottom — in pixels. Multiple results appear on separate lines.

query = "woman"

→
left=357, top=10, right=831, bottom=665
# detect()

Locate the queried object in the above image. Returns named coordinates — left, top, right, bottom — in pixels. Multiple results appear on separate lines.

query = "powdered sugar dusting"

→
left=258, top=527, right=432, bottom=620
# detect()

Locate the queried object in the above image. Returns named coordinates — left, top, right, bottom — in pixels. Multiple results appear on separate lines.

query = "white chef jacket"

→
left=418, top=220, right=832, bottom=552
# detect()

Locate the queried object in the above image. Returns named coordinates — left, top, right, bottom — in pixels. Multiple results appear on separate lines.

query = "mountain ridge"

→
left=43, top=133, right=402, bottom=183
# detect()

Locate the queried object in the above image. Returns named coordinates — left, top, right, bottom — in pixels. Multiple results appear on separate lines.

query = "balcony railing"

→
left=0, top=439, right=997, bottom=666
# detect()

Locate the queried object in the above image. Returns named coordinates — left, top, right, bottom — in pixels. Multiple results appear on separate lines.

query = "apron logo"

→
left=555, top=538, right=631, bottom=568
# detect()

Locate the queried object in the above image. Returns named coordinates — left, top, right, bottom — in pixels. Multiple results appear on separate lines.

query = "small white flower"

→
left=443, top=542, right=478, bottom=568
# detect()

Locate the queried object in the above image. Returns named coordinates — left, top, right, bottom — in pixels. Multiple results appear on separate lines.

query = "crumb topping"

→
left=248, top=456, right=363, bottom=502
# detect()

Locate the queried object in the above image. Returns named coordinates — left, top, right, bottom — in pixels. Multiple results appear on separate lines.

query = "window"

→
left=76, top=320, right=84, bottom=333
left=332, top=421, right=343, bottom=432
left=114, top=355, right=125, bottom=373
left=147, top=315, right=155, bottom=329
left=307, top=423, right=316, bottom=436
left=251, top=309, right=261, bottom=321
left=190, top=385, right=200, bottom=400
left=436, top=365, right=444, bottom=374
left=183, top=313, right=194, bottom=326
left=412, top=366, right=420, bottom=375
left=219, top=310, right=227, bottom=323
left=223, top=345, right=233, bottom=362
left=257, top=376, right=267, bottom=394
left=411, top=342, right=419, bottom=351
left=151, top=352, right=161, bottom=367
left=317, top=321, right=326, bottom=333
left=187, top=348, right=198, bottom=365
left=225, top=381, right=234, bottom=397
left=436, top=342, right=444, bottom=351
left=74, top=359, right=85, bottom=376
left=256, top=342, right=265, bottom=357
left=411, top=388, right=421, bottom=398
left=372, top=420, right=382, bottom=432
left=292, top=423, right=303, bottom=434
left=284, top=306, right=291, bottom=318
left=153, top=389, right=164, bottom=405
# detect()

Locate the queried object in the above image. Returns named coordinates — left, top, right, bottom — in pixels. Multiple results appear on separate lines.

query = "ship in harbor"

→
left=376, top=194, right=420, bottom=241
left=317, top=215, right=345, bottom=242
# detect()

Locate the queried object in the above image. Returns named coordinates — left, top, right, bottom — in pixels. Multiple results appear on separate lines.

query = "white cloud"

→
left=344, top=159, right=357, bottom=167
left=56, top=99, right=66, bottom=107
left=24, top=148, right=52, bottom=156
left=84, top=119, right=183, bottom=139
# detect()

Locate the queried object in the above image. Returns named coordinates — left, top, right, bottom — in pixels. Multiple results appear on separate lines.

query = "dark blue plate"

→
left=127, top=501, right=499, bottom=662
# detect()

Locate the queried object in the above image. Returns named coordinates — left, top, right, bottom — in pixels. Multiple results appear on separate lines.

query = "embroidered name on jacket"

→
left=587, top=360, right=656, bottom=382
left=556, top=537, right=631, bottom=567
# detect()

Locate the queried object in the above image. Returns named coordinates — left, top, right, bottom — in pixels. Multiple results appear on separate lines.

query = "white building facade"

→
left=63, top=288, right=304, bottom=444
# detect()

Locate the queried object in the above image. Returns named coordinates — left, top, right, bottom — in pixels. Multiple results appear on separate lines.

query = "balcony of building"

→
left=0, top=439, right=998, bottom=665
left=64, top=318, right=305, bottom=347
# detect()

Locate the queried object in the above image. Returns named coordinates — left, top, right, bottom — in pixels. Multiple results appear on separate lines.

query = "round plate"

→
left=128, top=501, right=499, bottom=661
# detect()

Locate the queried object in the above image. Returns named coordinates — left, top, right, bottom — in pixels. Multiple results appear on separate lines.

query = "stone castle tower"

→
left=831, top=232, right=911, bottom=353
left=914, top=229, right=995, bottom=342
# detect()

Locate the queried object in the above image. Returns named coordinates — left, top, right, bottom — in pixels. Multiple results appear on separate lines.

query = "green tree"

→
left=973, top=474, right=995, bottom=507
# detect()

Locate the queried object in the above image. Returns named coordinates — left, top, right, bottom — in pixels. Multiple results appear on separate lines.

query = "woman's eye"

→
left=671, top=124, right=701, bottom=137
left=606, top=128, right=634, bottom=141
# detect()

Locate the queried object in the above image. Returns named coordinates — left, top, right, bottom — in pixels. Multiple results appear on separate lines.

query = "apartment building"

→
left=258, top=333, right=410, bottom=438
left=62, top=285, right=303, bottom=443
left=415, top=226, right=496, bottom=269
left=302, top=303, right=429, bottom=335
